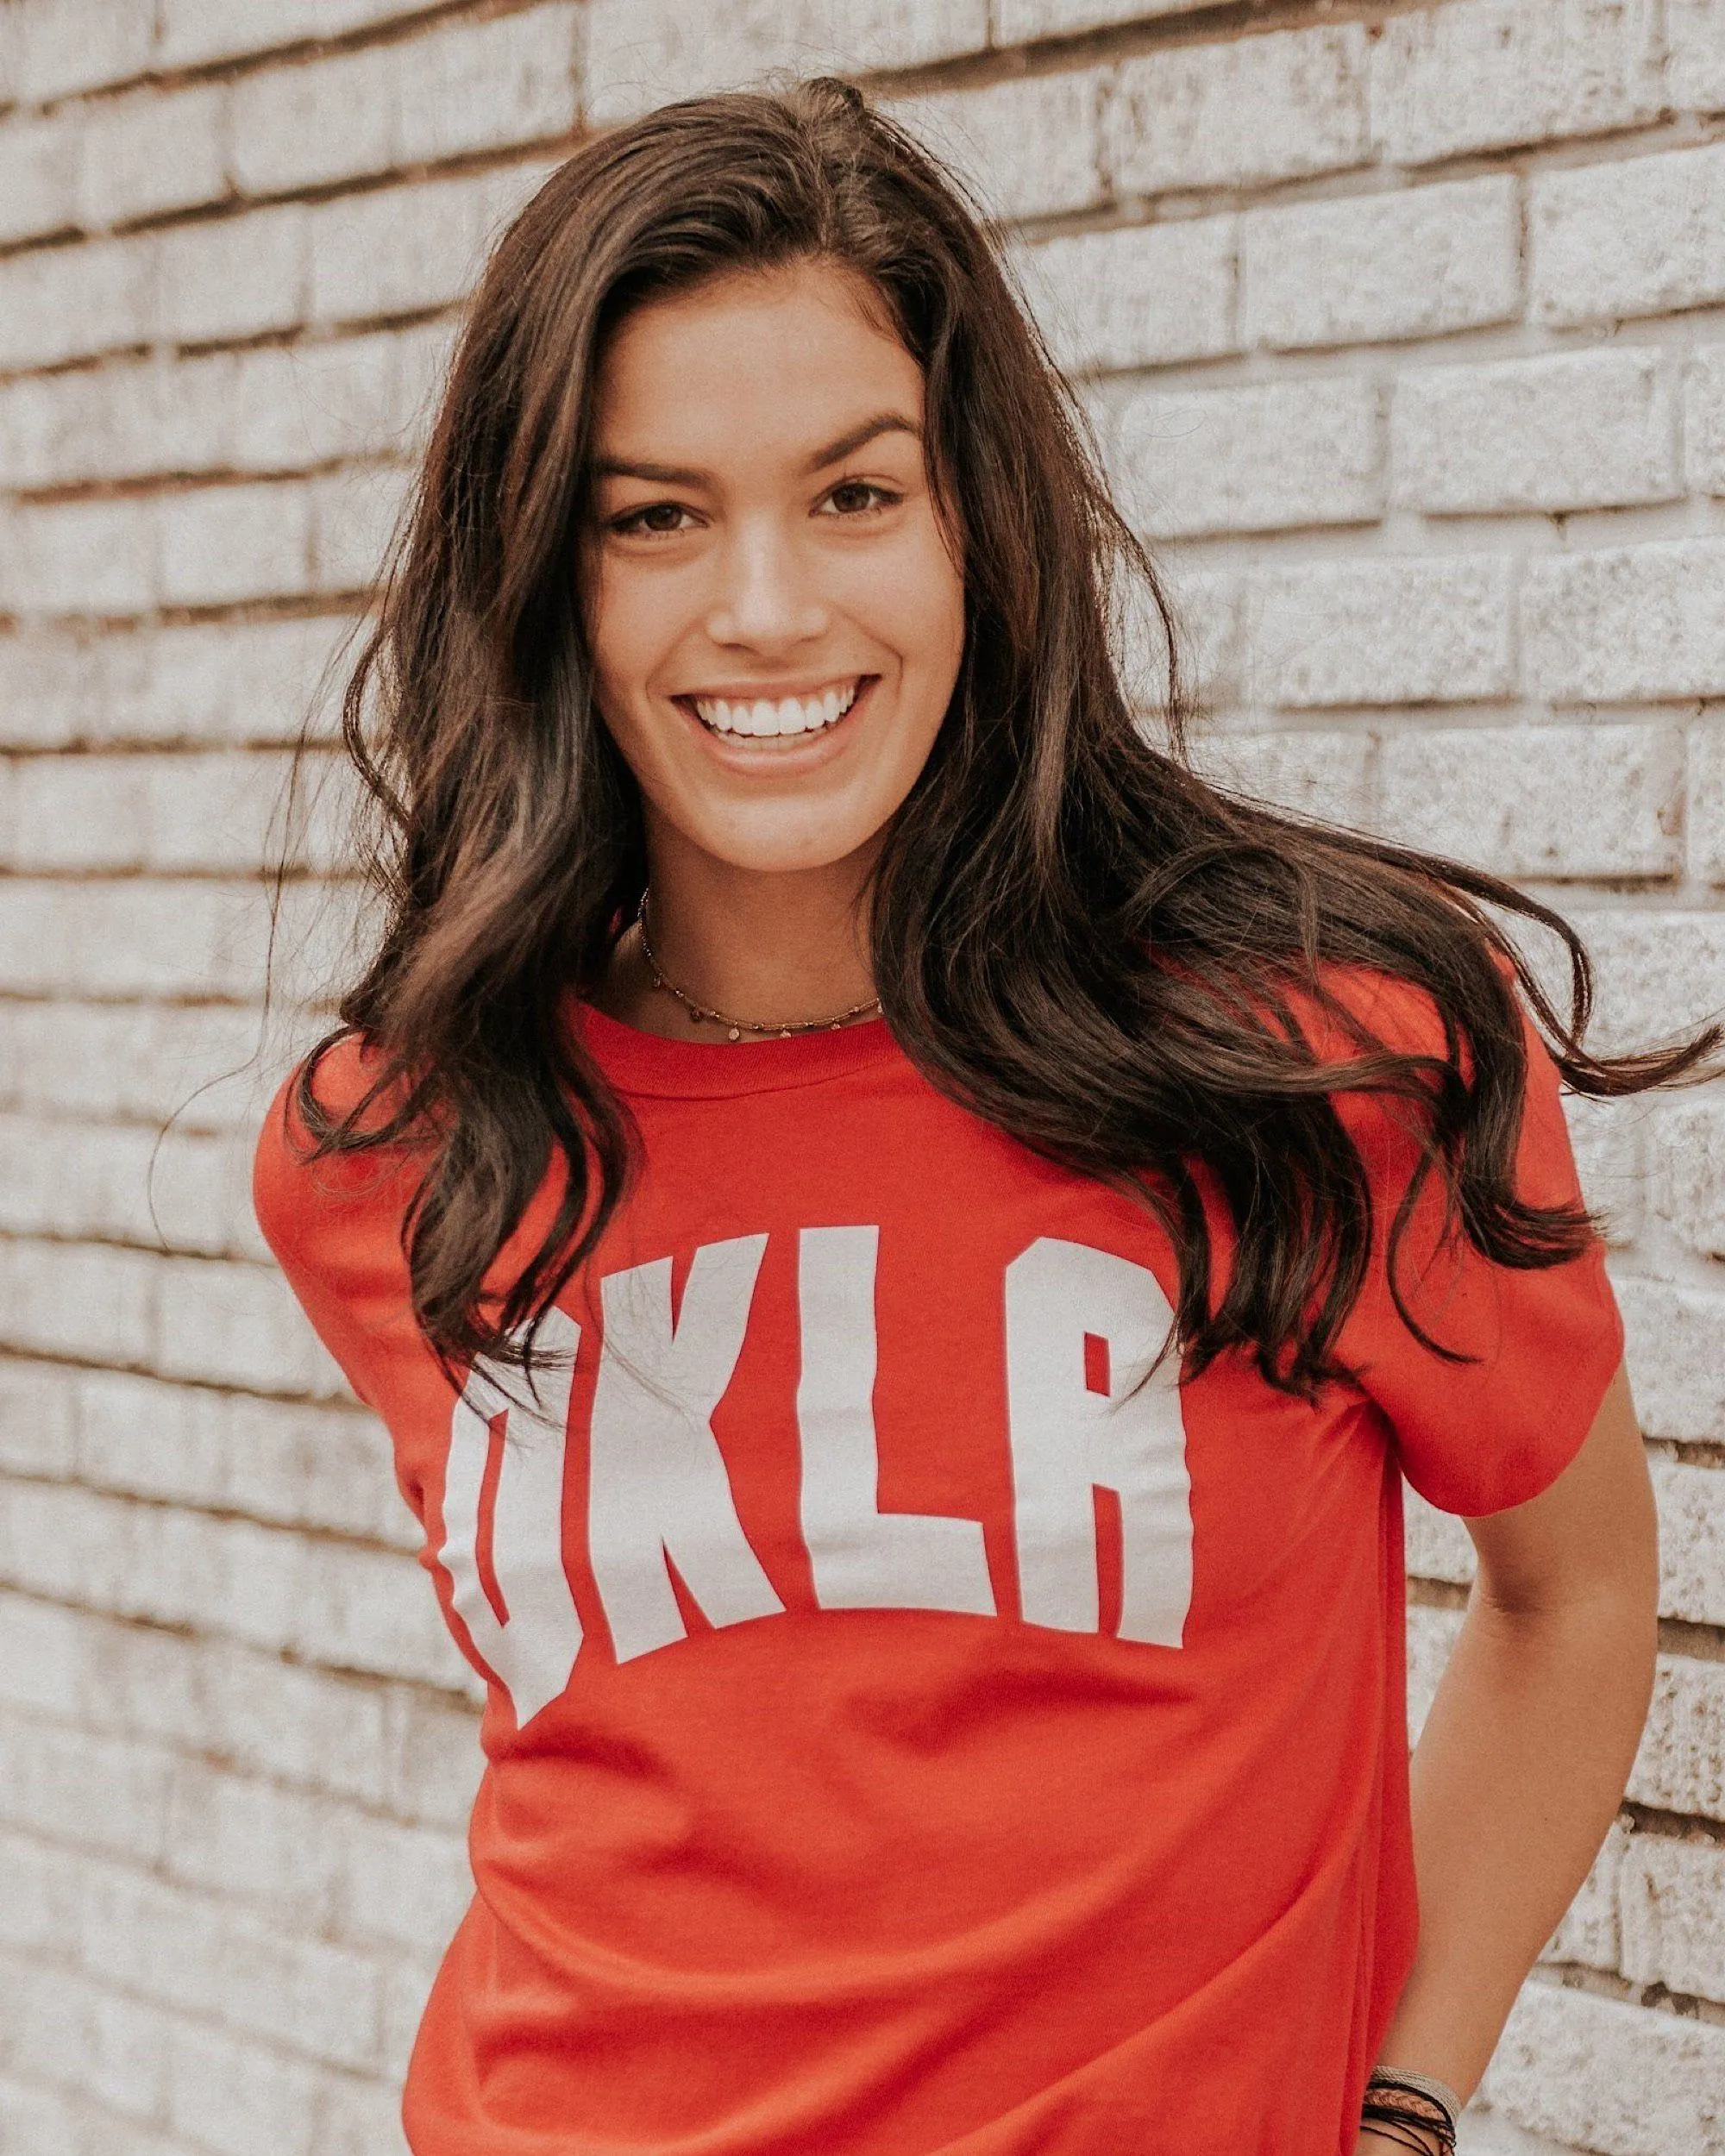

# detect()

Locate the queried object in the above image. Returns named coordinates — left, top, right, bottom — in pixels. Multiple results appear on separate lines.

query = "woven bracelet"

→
left=1363, top=2067, right=1461, bottom=2155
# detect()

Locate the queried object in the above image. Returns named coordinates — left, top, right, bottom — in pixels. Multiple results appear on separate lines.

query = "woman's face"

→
left=583, top=258, right=967, bottom=878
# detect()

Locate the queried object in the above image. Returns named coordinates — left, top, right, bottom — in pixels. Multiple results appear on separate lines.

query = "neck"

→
left=612, top=832, right=881, bottom=1040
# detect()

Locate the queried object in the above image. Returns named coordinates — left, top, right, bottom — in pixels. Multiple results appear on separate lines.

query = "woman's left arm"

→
left=1356, top=1362, right=1660, bottom=2153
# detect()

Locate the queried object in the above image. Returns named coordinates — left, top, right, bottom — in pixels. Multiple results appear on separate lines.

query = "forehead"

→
left=592, top=260, right=924, bottom=463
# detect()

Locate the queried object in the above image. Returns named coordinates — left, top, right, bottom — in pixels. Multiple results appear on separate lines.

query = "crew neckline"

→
left=570, top=995, right=905, bottom=1099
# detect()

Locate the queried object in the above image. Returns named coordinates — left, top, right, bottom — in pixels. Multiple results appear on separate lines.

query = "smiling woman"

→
left=254, top=76, right=1706, bottom=2156
left=583, top=260, right=965, bottom=973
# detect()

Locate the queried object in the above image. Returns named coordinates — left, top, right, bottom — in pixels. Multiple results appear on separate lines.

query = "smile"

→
left=682, top=677, right=866, bottom=742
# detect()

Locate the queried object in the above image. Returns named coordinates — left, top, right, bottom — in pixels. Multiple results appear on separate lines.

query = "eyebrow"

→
left=593, top=412, right=922, bottom=488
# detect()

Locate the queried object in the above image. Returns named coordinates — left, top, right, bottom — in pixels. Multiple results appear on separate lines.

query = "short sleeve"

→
left=251, top=1038, right=428, bottom=1416
left=1329, top=976, right=1624, bottom=1517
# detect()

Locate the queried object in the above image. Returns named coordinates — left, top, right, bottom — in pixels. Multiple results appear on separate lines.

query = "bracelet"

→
left=1363, top=2067, right=1461, bottom=2156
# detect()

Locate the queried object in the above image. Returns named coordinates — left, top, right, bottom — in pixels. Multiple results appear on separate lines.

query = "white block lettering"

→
left=589, top=1236, right=785, bottom=1662
left=438, top=1307, right=584, bottom=1727
left=797, top=1225, right=995, bottom=1616
left=1004, top=1238, right=1193, bottom=1646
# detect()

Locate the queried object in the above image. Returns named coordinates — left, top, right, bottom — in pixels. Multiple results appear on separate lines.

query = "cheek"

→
left=851, top=530, right=966, bottom=705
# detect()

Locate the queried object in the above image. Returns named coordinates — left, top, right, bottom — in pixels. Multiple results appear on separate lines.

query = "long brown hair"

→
left=286, top=76, right=1711, bottom=1396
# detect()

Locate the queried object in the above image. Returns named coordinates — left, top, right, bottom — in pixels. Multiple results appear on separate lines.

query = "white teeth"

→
left=691, top=681, right=862, bottom=739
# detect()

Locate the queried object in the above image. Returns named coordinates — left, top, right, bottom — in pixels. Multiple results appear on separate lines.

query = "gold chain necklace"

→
left=634, top=891, right=882, bottom=1042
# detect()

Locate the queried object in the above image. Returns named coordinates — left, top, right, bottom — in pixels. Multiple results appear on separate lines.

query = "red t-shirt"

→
left=252, top=975, right=1622, bottom=2156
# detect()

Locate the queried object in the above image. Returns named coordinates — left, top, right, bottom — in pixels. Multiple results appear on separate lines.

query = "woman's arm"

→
left=1356, top=1363, right=1659, bottom=2153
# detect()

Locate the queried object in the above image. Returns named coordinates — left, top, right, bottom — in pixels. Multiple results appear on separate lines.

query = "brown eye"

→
left=821, top=481, right=895, bottom=517
left=612, top=501, right=693, bottom=536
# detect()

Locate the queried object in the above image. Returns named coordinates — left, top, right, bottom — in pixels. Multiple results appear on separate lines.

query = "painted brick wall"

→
left=0, top=3, right=1721, bottom=2153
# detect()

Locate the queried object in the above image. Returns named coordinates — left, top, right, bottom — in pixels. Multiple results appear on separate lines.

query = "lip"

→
left=670, top=674, right=878, bottom=761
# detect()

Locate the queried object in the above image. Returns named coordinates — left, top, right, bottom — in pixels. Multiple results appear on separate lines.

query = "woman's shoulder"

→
left=252, top=1029, right=429, bottom=1270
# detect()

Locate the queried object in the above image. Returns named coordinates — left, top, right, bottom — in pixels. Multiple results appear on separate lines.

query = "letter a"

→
left=438, top=1306, right=584, bottom=1727
left=1004, top=1238, right=1193, bottom=1646
left=797, top=1225, right=994, bottom=1616
left=588, top=1236, right=785, bottom=1662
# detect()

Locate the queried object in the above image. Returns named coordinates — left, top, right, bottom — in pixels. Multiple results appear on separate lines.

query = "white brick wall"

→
left=2, top=4, right=1722, bottom=2152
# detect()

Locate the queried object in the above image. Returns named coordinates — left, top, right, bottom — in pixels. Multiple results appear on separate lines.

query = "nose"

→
left=705, top=516, right=830, bottom=652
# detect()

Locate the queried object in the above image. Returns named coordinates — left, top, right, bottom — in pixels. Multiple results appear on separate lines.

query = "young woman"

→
left=254, top=79, right=1703, bottom=2156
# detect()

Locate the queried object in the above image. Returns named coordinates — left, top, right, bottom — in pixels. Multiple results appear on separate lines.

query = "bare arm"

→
left=1356, top=1363, right=1659, bottom=2150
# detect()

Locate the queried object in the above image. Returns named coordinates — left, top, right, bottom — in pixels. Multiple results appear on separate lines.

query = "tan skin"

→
left=581, top=259, right=1661, bottom=2153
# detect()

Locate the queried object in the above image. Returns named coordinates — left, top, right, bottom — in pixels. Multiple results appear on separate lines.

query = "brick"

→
left=1666, top=0, right=1725, bottom=113
left=1522, top=539, right=1725, bottom=703
left=1104, top=25, right=1371, bottom=197
left=0, top=1952, right=175, bottom=2123
left=162, top=2020, right=328, bottom=2156
left=0, top=498, right=157, bottom=617
left=1562, top=1089, right=1646, bottom=1247
left=75, top=84, right=227, bottom=233
left=72, top=1849, right=391, bottom=2071
left=155, top=480, right=312, bottom=609
left=152, top=203, right=308, bottom=346
left=586, top=0, right=990, bottom=122
left=393, top=4, right=580, bottom=168
left=1640, top=1673, right=1725, bottom=1882
left=3, top=746, right=355, bottom=876
left=229, top=323, right=456, bottom=474
left=1377, top=722, right=1681, bottom=880
left=0, top=1482, right=455, bottom=1692
left=227, top=46, right=397, bottom=198
left=1244, top=557, right=1515, bottom=709
left=1649, top=1457, right=1725, bottom=1628
left=0, top=353, right=232, bottom=491
left=1406, top=1601, right=1463, bottom=1737
left=888, top=70, right=1107, bottom=224
left=1194, top=725, right=1375, bottom=828
left=0, top=1595, right=404, bottom=1814
left=1689, top=721, right=1725, bottom=885
left=1531, top=141, right=1725, bottom=327
left=1620, top=1833, right=1725, bottom=2003
left=316, top=2071, right=410, bottom=2156
left=1546, top=1816, right=1628, bottom=1971
left=1157, top=565, right=1239, bottom=708
left=71, top=1366, right=415, bottom=1546
left=1112, top=379, right=1381, bottom=539
left=385, top=1685, right=485, bottom=1830
left=0, top=1111, right=258, bottom=1256
left=1650, top=1095, right=1725, bottom=1260
left=307, top=162, right=552, bottom=327
left=1480, top=1977, right=1725, bottom=2151
left=154, top=1252, right=352, bottom=1395
left=0, top=616, right=354, bottom=752
left=0, top=877, right=279, bottom=1000
left=0, top=1237, right=157, bottom=1363
left=308, top=462, right=416, bottom=595
left=230, top=8, right=577, bottom=199
left=1390, top=349, right=1678, bottom=515
left=0, top=235, right=154, bottom=370
left=1007, top=216, right=1235, bottom=375
left=0, top=999, right=296, bottom=1131
left=153, top=0, right=448, bottom=71
left=1615, top=1275, right=1725, bottom=1441
left=0, top=1360, right=78, bottom=1478
left=1241, top=174, right=1521, bottom=352
left=1685, top=345, right=1725, bottom=496
left=1371, top=0, right=1661, bottom=166
left=1572, top=909, right=1725, bottom=1059
left=165, top=1770, right=468, bottom=1957
left=0, top=1708, right=172, bottom=1865
left=0, top=111, right=78, bottom=244
left=995, top=0, right=1212, bottom=34
left=11, top=0, right=154, bottom=103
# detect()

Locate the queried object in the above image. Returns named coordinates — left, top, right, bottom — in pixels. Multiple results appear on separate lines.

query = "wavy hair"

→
left=285, top=76, right=1713, bottom=1395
